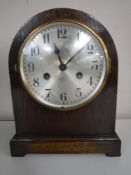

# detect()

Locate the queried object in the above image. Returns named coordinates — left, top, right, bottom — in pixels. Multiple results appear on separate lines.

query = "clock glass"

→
left=19, top=21, right=110, bottom=110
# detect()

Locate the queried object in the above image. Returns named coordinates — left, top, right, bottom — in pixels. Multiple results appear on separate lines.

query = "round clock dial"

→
left=19, top=21, right=110, bottom=110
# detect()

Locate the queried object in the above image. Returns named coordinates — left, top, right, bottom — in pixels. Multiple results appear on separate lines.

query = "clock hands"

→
left=53, top=43, right=63, bottom=65
left=54, top=42, right=88, bottom=71
left=65, top=43, right=88, bottom=65
left=53, top=43, right=67, bottom=71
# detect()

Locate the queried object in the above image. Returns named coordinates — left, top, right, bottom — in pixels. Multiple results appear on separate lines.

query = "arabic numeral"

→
left=57, top=28, right=67, bottom=39
left=91, top=64, right=98, bottom=70
left=60, top=93, right=67, bottom=101
left=45, top=89, right=51, bottom=98
left=31, top=47, right=40, bottom=56
left=33, top=77, right=39, bottom=87
left=87, top=76, right=93, bottom=86
left=43, top=33, right=49, bottom=43
left=27, top=62, right=34, bottom=72
left=75, top=88, right=82, bottom=97
left=91, top=61, right=99, bottom=70
left=87, top=44, right=94, bottom=54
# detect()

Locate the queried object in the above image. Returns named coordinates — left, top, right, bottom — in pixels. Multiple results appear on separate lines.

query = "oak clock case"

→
left=9, top=8, right=121, bottom=157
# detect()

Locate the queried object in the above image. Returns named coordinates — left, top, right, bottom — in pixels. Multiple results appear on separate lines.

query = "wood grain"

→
left=10, top=133, right=121, bottom=157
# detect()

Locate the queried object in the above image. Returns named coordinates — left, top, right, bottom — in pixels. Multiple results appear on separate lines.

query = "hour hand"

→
left=54, top=43, right=60, bottom=54
left=53, top=43, right=63, bottom=65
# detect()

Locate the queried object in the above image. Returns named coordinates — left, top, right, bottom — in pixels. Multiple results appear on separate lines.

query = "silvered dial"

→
left=19, top=21, right=109, bottom=110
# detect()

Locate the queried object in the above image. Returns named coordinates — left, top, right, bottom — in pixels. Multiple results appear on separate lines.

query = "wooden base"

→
left=10, top=133, right=121, bottom=157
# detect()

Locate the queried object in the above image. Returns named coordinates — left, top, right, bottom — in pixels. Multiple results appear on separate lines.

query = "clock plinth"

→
left=9, top=8, right=121, bottom=157
left=10, top=134, right=121, bottom=157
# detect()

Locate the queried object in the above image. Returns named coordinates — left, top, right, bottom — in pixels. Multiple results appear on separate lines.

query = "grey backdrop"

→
left=0, top=0, right=131, bottom=120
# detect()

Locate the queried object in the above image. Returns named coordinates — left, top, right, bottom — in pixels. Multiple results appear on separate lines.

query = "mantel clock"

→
left=9, top=8, right=121, bottom=156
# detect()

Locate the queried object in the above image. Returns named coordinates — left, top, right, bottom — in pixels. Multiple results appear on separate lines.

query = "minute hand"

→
left=65, top=43, right=88, bottom=65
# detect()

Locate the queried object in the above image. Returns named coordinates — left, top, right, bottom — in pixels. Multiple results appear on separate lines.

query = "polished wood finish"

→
left=9, top=8, right=121, bottom=156
left=10, top=134, right=121, bottom=157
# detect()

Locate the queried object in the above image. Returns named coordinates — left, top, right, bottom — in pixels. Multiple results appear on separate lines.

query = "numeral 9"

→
left=27, top=62, right=34, bottom=72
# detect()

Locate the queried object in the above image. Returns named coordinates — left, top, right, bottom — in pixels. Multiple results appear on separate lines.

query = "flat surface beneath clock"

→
left=0, top=119, right=130, bottom=175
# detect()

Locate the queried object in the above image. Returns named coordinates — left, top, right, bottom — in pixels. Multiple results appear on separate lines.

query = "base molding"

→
left=10, top=133, right=121, bottom=157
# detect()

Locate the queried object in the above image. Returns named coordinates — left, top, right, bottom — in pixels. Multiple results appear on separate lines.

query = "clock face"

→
left=19, top=21, right=110, bottom=110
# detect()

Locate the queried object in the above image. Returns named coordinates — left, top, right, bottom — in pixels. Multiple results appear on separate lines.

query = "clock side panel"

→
left=9, top=8, right=118, bottom=137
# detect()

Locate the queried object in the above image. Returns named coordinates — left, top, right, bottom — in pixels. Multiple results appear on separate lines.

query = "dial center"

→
left=59, top=64, right=67, bottom=71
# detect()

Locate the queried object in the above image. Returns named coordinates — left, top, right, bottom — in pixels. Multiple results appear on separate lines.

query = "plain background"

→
left=0, top=0, right=131, bottom=120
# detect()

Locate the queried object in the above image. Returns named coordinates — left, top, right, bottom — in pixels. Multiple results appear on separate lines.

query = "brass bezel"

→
left=18, top=19, right=111, bottom=111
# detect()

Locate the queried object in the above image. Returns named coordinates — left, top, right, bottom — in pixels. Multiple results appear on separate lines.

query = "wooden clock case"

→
left=9, top=8, right=121, bottom=157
